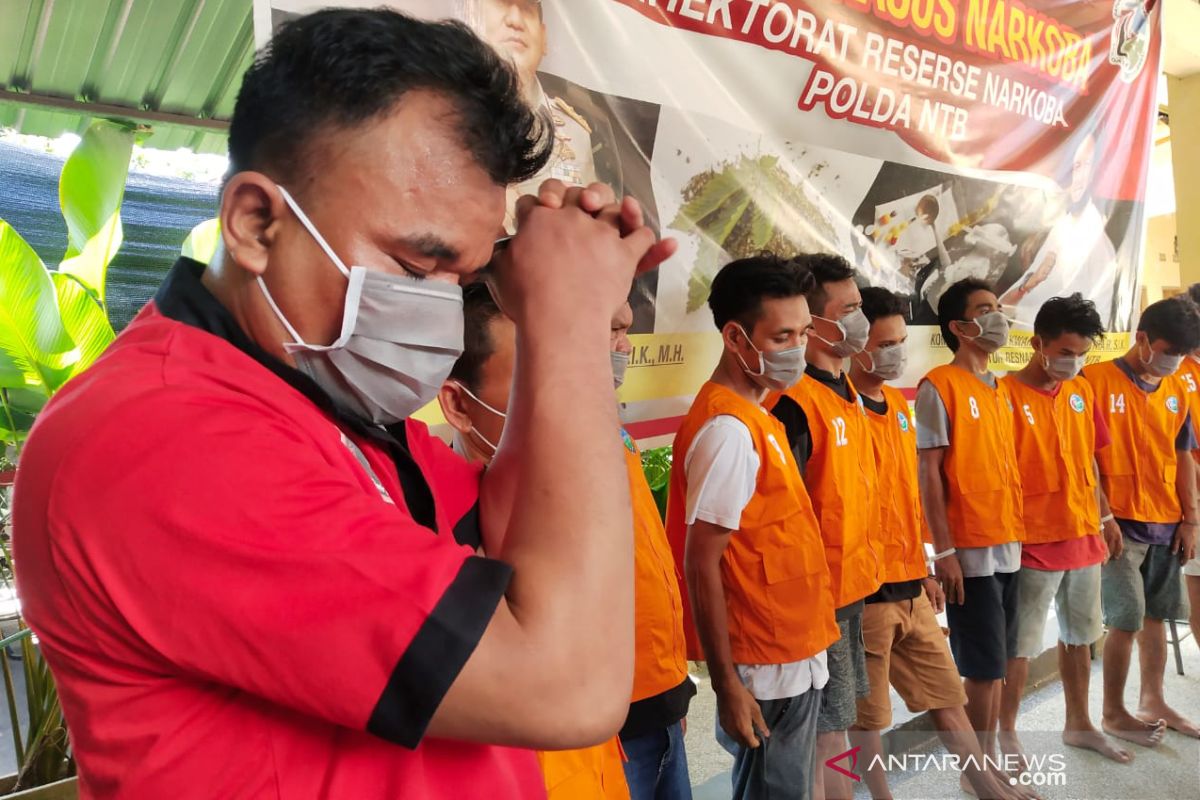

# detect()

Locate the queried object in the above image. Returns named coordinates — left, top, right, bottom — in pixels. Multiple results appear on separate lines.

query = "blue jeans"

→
left=621, top=721, right=692, bottom=800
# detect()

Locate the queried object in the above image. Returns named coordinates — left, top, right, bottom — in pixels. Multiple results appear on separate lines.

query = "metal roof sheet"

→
left=0, top=0, right=253, bottom=153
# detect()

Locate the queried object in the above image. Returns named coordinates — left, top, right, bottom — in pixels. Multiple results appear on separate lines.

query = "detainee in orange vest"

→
left=995, top=294, right=1136, bottom=766
left=1083, top=295, right=1200, bottom=742
left=765, top=254, right=883, bottom=800
left=666, top=255, right=838, bottom=800
left=437, top=284, right=632, bottom=800
left=916, top=278, right=1025, bottom=769
left=846, top=288, right=1035, bottom=800
left=1182, top=285, right=1200, bottom=665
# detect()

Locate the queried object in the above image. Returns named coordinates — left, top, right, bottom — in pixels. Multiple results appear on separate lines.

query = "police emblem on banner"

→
left=1167, top=396, right=1180, bottom=414
left=1070, top=394, right=1086, bottom=413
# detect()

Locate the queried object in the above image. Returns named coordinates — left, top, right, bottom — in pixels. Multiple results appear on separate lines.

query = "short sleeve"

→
left=1176, top=412, right=1199, bottom=452
left=48, top=393, right=509, bottom=751
left=915, top=381, right=951, bottom=449
left=682, top=415, right=759, bottom=530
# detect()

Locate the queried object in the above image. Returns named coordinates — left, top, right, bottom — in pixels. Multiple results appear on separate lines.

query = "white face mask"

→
left=814, top=308, right=870, bottom=356
left=734, top=323, right=806, bottom=391
left=260, top=187, right=464, bottom=425
left=1041, top=351, right=1086, bottom=382
left=1139, top=342, right=1184, bottom=378
left=863, top=342, right=907, bottom=381
left=960, top=311, right=1010, bottom=353
left=453, top=381, right=506, bottom=459
left=611, top=350, right=630, bottom=390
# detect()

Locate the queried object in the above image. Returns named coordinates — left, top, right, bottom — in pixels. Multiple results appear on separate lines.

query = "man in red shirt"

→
left=12, top=9, right=672, bottom=799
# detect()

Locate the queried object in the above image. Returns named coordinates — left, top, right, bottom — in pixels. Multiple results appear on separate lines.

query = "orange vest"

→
left=1002, top=375, right=1100, bottom=544
left=1178, top=356, right=1200, bottom=466
left=920, top=365, right=1024, bottom=548
left=666, top=381, right=839, bottom=665
left=537, top=739, right=628, bottom=800
left=864, top=385, right=929, bottom=584
left=1084, top=360, right=1188, bottom=523
left=769, top=377, right=884, bottom=606
left=624, top=436, right=689, bottom=703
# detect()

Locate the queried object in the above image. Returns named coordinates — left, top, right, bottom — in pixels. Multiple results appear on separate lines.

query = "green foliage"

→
left=0, top=119, right=133, bottom=791
left=640, top=445, right=672, bottom=522
left=58, top=121, right=137, bottom=304
left=181, top=218, right=221, bottom=265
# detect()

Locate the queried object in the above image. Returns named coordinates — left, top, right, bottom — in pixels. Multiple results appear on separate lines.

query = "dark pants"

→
left=717, top=689, right=823, bottom=800
left=621, top=721, right=692, bottom=800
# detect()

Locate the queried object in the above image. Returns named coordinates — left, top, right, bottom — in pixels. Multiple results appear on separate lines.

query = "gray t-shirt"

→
left=915, top=371, right=1020, bottom=577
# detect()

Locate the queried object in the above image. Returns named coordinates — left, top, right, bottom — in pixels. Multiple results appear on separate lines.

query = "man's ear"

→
left=438, top=381, right=474, bottom=436
left=1030, top=335, right=1043, bottom=353
left=219, top=172, right=287, bottom=277
left=722, top=320, right=746, bottom=353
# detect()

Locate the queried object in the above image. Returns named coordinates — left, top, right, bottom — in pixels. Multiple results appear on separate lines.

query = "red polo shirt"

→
left=12, top=260, right=544, bottom=799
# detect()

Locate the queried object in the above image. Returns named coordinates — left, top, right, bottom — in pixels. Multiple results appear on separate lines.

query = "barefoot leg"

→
left=1102, top=628, right=1167, bottom=747
left=1059, top=641, right=1132, bottom=763
left=998, top=658, right=1029, bottom=774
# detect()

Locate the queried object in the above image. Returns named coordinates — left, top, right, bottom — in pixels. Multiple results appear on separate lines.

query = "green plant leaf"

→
left=58, top=120, right=136, bottom=302
left=181, top=218, right=221, bottom=265
left=0, top=222, right=78, bottom=393
left=52, top=272, right=115, bottom=377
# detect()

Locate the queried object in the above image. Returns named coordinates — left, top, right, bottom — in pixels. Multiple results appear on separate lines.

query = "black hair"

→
left=803, top=253, right=856, bottom=318
left=228, top=8, right=550, bottom=185
left=708, top=254, right=815, bottom=333
left=859, top=286, right=907, bottom=325
left=938, top=278, right=994, bottom=352
left=1137, top=296, right=1200, bottom=354
left=448, top=282, right=506, bottom=390
left=1187, top=283, right=1200, bottom=308
left=1033, top=293, right=1104, bottom=342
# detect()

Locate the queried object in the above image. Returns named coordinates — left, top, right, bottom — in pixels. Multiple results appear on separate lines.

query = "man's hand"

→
left=1101, top=518, right=1123, bottom=563
left=492, top=194, right=655, bottom=331
left=518, top=179, right=678, bottom=274
left=923, top=576, right=946, bottom=614
left=936, top=553, right=966, bottom=606
left=1173, top=521, right=1198, bottom=565
left=717, top=681, right=769, bottom=750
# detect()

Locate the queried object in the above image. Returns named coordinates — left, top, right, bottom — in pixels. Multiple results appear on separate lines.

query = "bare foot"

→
left=961, top=769, right=1042, bottom=800
left=997, top=730, right=1029, bottom=776
left=1137, top=704, right=1200, bottom=738
left=1062, top=728, right=1133, bottom=763
left=1101, top=710, right=1167, bottom=747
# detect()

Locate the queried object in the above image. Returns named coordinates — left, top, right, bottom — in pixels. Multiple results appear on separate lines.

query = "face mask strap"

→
left=471, top=425, right=498, bottom=457
left=454, top=381, right=508, bottom=420
left=812, top=315, right=847, bottom=346
left=733, top=323, right=767, bottom=377
left=256, top=276, right=307, bottom=346
left=277, top=185, right=352, bottom=279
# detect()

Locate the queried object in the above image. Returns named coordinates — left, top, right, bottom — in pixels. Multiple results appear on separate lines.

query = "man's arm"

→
left=1096, top=459, right=1123, bottom=561
left=1175, top=451, right=1199, bottom=564
left=685, top=520, right=769, bottom=749
left=430, top=186, right=661, bottom=749
left=918, top=447, right=964, bottom=604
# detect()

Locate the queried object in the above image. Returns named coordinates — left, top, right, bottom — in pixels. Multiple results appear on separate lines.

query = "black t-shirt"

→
left=859, top=391, right=925, bottom=605
left=770, top=364, right=853, bottom=469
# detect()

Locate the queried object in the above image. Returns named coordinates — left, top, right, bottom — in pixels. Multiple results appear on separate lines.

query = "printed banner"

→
left=256, top=0, right=1158, bottom=441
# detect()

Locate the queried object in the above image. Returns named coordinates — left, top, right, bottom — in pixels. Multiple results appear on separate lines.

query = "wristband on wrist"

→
left=931, top=547, right=957, bottom=562
left=1099, top=514, right=1114, bottom=525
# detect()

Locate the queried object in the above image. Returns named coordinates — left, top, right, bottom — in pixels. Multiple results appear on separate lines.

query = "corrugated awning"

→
left=0, top=0, right=253, bottom=154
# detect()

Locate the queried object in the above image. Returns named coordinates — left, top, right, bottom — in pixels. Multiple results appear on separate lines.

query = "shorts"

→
left=1185, top=556, right=1200, bottom=578
left=1014, top=564, right=1102, bottom=658
left=817, top=608, right=869, bottom=733
left=855, top=592, right=967, bottom=730
left=716, top=689, right=822, bottom=800
left=1102, top=536, right=1189, bottom=631
left=945, top=571, right=1019, bottom=681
